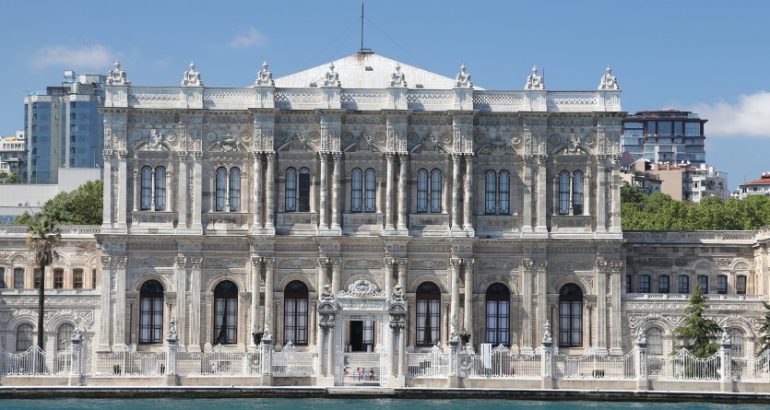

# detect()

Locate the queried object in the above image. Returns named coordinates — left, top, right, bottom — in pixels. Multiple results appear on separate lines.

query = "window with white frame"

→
left=736, top=275, right=747, bottom=295
left=417, top=168, right=442, bottom=213
left=485, top=170, right=511, bottom=215
left=140, top=165, right=166, bottom=211
left=215, top=166, right=241, bottom=212
left=351, top=168, right=377, bottom=213
left=416, top=282, right=441, bottom=346
left=646, top=327, right=663, bottom=356
left=285, top=167, right=310, bottom=212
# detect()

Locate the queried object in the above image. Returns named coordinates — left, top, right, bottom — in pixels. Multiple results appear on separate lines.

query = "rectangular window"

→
left=685, top=122, right=701, bottom=136
left=33, top=268, right=41, bottom=289
left=626, top=275, right=632, bottom=293
left=678, top=275, right=690, bottom=294
left=646, top=121, right=656, bottom=135
left=0, top=267, right=4, bottom=288
left=639, top=275, right=650, bottom=293
left=298, top=171, right=310, bottom=212
left=53, top=269, right=64, bottom=289
left=697, top=275, right=709, bottom=293
left=736, top=276, right=747, bottom=295
left=674, top=121, right=684, bottom=136
left=416, top=299, right=440, bottom=346
left=717, top=276, right=728, bottom=294
left=73, top=269, right=83, bottom=289
left=14, top=268, right=24, bottom=289
left=659, top=276, right=670, bottom=294
left=657, top=121, right=672, bottom=135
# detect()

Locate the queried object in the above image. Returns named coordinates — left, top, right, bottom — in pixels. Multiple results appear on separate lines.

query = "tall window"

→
left=16, top=324, right=33, bottom=351
left=558, top=171, right=570, bottom=215
left=141, top=166, right=152, bottom=210
left=154, top=166, right=166, bottom=211
left=717, top=275, right=728, bottom=294
left=215, top=167, right=227, bottom=211
left=736, top=275, right=747, bottom=295
left=646, top=327, right=663, bottom=356
left=14, top=267, right=24, bottom=289
left=284, top=280, right=308, bottom=345
left=0, top=267, right=5, bottom=288
left=658, top=275, right=670, bottom=294
left=416, top=282, right=441, bottom=346
left=53, top=269, right=64, bottom=289
left=214, top=280, right=238, bottom=345
left=229, top=167, right=241, bottom=212
left=364, top=168, right=376, bottom=213
left=285, top=167, right=297, bottom=212
left=697, top=275, right=709, bottom=294
left=639, top=275, right=651, bottom=293
left=499, top=170, right=510, bottom=214
left=626, top=275, right=632, bottom=293
left=485, top=283, right=510, bottom=346
left=33, top=268, right=41, bottom=289
left=73, top=269, right=83, bottom=289
left=298, top=167, right=311, bottom=212
left=351, top=168, right=363, bottom=212
left=572, top=171, right=584, bottom=215
left=559, top=284, right=583, bottom=347
left=485, top=170, right=496, bottom=214
left=729, top=328, right=744, bottom=357
left=430, top=169, right=442, bottom=213
left=57, top=324, right=74, bottom=351
left=139, top=280, right=164, bottom=344
left=678, top=275, right=690, bottom=294
left=417, top=169, right=428, bottom=213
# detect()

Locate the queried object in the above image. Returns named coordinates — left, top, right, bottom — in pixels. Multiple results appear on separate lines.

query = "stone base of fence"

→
left=314, top=375, right=334, bottom=387
left=386, top=375, right=405, bottom=388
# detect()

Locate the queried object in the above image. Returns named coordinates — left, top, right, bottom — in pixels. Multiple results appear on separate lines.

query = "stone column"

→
left=449, top=258, right=461, bottom=337
left=596, top=158, right=607, bottom=232
left=583, top=169, right=591, bottom=217
left=385, top=153, right=395, bottom=230
left=331, top=152, right=342, bottom=231
left=451, top=154, right=461, bottom=231
left=331, top=258, right=341, bottom=295
left=522, top=157, right=533, bottom=232
left=634, top=335, right=648, bottom=391
left=398, top=323, right=406, bottom=377
left=264, top=258, right=275, bottom=335
left=98, top=256, right=112, bottom=351
left=719, top=327, right=733, bottom=392
left=397, top=258, right=407, bottom=289
left=384, top=257, right=394, bottom=297
left=253, top=152, right=263, bottom=231
left=595, top=267, right=608, bottom=354
left=102, top=156, right=113, bottom=226
left=114, top=256, right=127, bottom=347
left=118, top=153, right=128, bottom=227
left=265, top=153, right=276, bottom=231
left=191, top=154, right=203, bottom=231
left=317, top=258, right=329, bottom=297
left=536, top=263, right=548, bottom=347
left=175, top=256, right=187, bottom=349
left=540, top=320, right=555, bottom=390
left=178, top=155, right=188, bottom=228
left=610, top=162, right=622, bottom=233
left=132, top=168, right=139, bottom=212
left=317, top=320, right=326, bottom=377
left=250, top=257, right=262, bottom=349
left=463, top=155, right=473, bottom=232
left=397, top=153, right=408, bottom=231
left=521, top=260, right=534, bottom=353
left=535, top=156, right=548, bottom=232
left=463, top=259, right=474, bottom=340
left=188, top=257, right=202, bottom=352
left=319, top=152, right=328, bottom=230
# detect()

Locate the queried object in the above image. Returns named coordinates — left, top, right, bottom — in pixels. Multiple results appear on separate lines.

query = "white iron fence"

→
left=93, top=346, right=166, bottom=376
left=407, top=344, right=450, bottom=378
left=1, top=346, right=50, bottom=375
left=468, top=344, right=541, bottom=379
left=733, top=349, right=770, bottom=381
left=176, top=345, right=260, bottom=376
left=272, top=341, right=316, bottom=377
left=656, top=348, right=721, bottom=381
left=555, top=350, right=636, bottom=379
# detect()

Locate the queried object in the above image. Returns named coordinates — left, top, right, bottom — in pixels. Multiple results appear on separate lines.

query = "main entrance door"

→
left=350, top=320, right=364, bottom=352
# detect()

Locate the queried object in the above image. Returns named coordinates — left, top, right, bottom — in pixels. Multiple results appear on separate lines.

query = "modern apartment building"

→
left=0, top=131, right=25, bottom=178
left=621, top=110, right=707, bottom=167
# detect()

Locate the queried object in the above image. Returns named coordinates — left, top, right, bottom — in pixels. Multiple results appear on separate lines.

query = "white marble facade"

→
left=1, top=54, right=768, bottom=379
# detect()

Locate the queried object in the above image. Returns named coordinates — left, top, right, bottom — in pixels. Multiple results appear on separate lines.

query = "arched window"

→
left=558, top=171, right=570, bottom=215
left=416, top=282, right=441, bottom=346
left=57, top=323, right=74, bottom=351
left=639, top=274, right=651, bottom=293
left=298, top=167, right=311, bottom=212
left=284, top=280, right=309, bottom=345
left=485, top=170, right=496, bottom=214
left=215, top=167, right=227, bottom=212
left=73, top=269, right=83, bottom=289
left=697, top=275, right=709, bottom=294
left=351, top=168, right=363, bottom=212
left=140, top=166, right=152, bottom=210
left=14, top=267, right=24, bottom=289
left=16, top=323, right=33, bottom=352
left=717, top=275, right=728, bottom=294
left=572, top=171, right=584, bottom=215
left=229, top=167, right=241, bottom=212
left=678, top=275, right=690, bottom=294
left=729, top=328, right=744, bottom=357
left=485, top=283, right=510, bottom=346
left=646, top=327, right=663, bottom=356
left=430, top=169, right=442, bottom=213
left=154, top=166, right=166, bottom=211
left=417, top=169, right=428, bottom=213
left=499, top=170, right=510, bottom=215
left=139, top=280, right=164, bottom=344
left=285, top=167, right=297, bottom=212
left=658, top=275, right=670, bottom=294
left=213, top=280, right=238, bottom=345
left=559, top=284, right=583, bottom=347
left=736, top=275, right=747, bottom=295
left=365, top=168, right=376, bottom=213
left=53, top=268, right=64, bottom=289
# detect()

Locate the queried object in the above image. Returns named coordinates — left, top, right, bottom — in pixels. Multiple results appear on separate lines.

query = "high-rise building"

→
left=0, top=131, right=25, bottom=179
left=24, top=70, right=105, bottom=183
left=621, top=110, right=707, bottom=167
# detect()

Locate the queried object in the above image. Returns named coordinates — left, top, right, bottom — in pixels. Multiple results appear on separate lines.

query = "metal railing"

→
left=468, top=344, right=541, bottom=379
left=407, top=344, right=450, bottom=378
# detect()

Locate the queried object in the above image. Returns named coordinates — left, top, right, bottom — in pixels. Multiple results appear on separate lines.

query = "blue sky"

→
left=0, top=0, right=768, bottom=188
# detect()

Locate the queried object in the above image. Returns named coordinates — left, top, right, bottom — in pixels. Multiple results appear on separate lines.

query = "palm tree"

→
left=27, top=215, right=60, bottom=350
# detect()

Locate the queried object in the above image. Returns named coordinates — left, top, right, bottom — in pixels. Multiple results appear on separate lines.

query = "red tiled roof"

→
left=739, top=176, right=770, bottom=186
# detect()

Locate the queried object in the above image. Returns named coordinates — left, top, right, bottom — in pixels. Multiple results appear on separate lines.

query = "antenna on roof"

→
left=359, top=2, right=373, bottom=54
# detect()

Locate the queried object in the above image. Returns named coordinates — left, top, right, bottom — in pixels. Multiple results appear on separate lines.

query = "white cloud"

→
left=31, top=44, right=114, bottom=70
left=690, top=91, right=770, bottom=138
left=230, top=27, right=268, bottom=48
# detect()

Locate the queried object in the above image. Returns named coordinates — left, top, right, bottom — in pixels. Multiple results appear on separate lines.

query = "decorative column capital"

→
left=189, top=257, right=203, bottom=270
left=115, top=256, right=128, bottom=269
left=317, top=257, right=332, bottom=268
left=251, top=256, right=263, bottom=268
left=396, top=258, right=409, bottom=268
left=383, top=256, right=395, bottom=268
left=263, top=257, right=276, bottom=268
left=176, top=255, right=187, bottom=268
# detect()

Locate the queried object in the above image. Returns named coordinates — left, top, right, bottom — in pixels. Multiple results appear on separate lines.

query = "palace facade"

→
left=0, top=53, right=768, bottom=388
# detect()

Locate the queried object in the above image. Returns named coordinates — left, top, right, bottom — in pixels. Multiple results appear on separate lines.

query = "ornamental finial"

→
left=106, top=59, right=130, bottom=86
left=598, top=65, right=620, bottom=90
left=525, top=64, right=544, bottom=90
left=182, top=60, right=203, bottom=87
left=255, top=61, right=275, bottom=86
left=455, top=63, right=473, bottom=88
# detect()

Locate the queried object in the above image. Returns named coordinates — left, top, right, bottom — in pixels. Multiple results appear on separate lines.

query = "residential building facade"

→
left=736, top=172, right=770, bottom=199
left=621, top=110, right=707, bottom=167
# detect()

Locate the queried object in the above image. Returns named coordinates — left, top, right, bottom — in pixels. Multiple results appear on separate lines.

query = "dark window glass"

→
left=215, top=167, right=227, bottom=211
left=213, top=281, right=238, bottom=345
left=697, top=275, right=709, bottom=294
left=657, top=121, right=672, bottom=135
left=16, top=324, right=33, bottom=352
left=485, top=170, right=496, bottom=214
left=285, top=167, right=297, bottom=212
left=284, top=280, right=309, bottom=345
left=53, top=269, right=64, bottom=289
left=141, top=166, right=152, bottom=210
left=499, top=170, right=510, bottom=214
left=14, top=268, right=24, bottom=289
left=485, top=283, right=510, bottom=346
left=139, top=280, right=164, bottom=344
left=678, top=275, right=690, bottom=294
left=736, top=275, right=747, bottom=295
left=365, top=169, right=376, bottom=213
left=351, top=168, right=363, bottom=212
left=626, top=275, right=632, bottom=293
left=57, top=324, right=74, bottom=351
left=298, top=168, right=310, bottom=212
left=572, top=171, right=584, bottom=215
left=154, top=166, right=166, bottom=211
left=659, top=275, right=670, bottom=293
left=717, top=275, right=728, bottom=294
left=430, top=169, right=442, bottom=213
left=685, top=122, right=701, bottom=137
left=559, top=171, right=570, bottom=215
left=559, top=284, right=583, bottom=347
left=229, top=167, right=241, bottom=212
left=73, top=269, right=83, bottom=289
left=639, top=275, right=650, bottom=293
left=416, top=282, right=441, bottom=346
left=417, top=169, right=428, bottom=213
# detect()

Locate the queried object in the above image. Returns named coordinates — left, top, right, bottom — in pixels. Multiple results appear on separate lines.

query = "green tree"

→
left=14, top=180, right=102, bottom=225
left=1, top=172, right=20, bottom=184
left=758, top=302, right=770, bottom=354
left=26, top=215, right=60, bottom=350
left=674, top=285, right=722, bottom=358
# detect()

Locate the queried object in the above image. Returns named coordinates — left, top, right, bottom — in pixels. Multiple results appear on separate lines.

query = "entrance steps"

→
left=343, top=352, right=381, bottom=386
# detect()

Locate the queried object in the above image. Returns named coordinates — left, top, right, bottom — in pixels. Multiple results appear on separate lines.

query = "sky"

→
left=0, top=0, right=768, bottom=189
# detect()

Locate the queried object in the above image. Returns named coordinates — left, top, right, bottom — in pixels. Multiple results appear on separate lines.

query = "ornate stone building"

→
left=0, top=53, right=767, bottom=387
